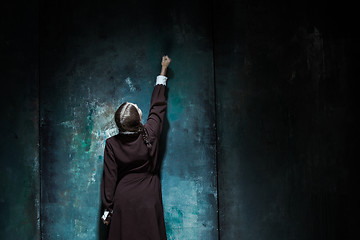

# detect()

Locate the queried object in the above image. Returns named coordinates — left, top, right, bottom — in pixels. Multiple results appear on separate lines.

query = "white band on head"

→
left=119, top=102, right=131, bottom=125
left=132, top=103, right=142, bottom=122
left=119, top=131, right=139, bottom=135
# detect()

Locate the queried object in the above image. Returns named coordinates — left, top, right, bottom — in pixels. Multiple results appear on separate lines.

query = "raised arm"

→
left=145, top=56, right=171, bottom=140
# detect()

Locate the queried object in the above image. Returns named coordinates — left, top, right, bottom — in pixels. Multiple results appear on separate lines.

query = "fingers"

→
left=161, top=55, right=171, bottom=70
left=162, top=55, right=171, bottom=62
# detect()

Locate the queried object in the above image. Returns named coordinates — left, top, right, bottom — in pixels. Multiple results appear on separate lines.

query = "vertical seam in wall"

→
left=38, top=7, right=42, bottom=238
left=210, top=0, right=220, bottom=239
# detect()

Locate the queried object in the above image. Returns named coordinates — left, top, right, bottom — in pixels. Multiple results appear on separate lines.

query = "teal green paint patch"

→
left=165, top=206, right=184, bottom=237
left=168, top=96, right=184, bottom=121
left=162, top=174, right=217, bottom=239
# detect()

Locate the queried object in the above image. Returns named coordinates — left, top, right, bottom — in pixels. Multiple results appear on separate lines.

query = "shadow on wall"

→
left=159, top=87, right=170, bottom=178
left=158, top=68, right=173, bottom=178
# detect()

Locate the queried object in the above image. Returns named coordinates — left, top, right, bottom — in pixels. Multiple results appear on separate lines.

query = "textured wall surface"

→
left=0, top=2, right=40, bottom=239
left=39, top=0, right=217, bottom=239
left=213, top=0, right=355, bottom=239
left=1, top=0, right=355, bottom=239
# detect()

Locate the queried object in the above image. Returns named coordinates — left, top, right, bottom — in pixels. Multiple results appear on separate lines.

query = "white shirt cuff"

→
left=156, top=75, right=167, bottom=86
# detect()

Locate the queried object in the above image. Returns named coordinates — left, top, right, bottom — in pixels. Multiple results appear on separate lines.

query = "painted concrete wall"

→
left=0, top=0, right=355, bottom=239
left=0, top=2, right=40, bottom=239
left=39, top=0, right=217, bottom=239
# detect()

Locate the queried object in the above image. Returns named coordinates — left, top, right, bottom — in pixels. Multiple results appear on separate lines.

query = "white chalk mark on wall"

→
left=125, top=77, right=136, bottom=92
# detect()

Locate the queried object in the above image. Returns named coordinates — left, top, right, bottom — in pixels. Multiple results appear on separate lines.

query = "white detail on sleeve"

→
left=156, top=75, right=167, bottom=85
left=101, top=209, right=114, bottom=221
left=101, top=210, right=110, bottom=220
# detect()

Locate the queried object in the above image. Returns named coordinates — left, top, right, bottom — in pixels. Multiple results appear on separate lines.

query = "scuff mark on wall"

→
left=125, top=77, right=136, bottom=92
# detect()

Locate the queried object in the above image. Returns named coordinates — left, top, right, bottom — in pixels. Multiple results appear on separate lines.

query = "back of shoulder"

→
left=105, top=135, right=118, bottom=146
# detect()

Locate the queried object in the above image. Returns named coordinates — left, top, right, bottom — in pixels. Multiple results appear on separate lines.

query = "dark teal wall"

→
left=0, top=2, right=40, bottom=239
left=214, top=0, right=355, bottom=239
left=1, top=0, right=355, bottom=239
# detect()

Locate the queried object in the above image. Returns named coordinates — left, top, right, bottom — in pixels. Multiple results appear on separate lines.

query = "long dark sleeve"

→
left=100, top=139, right=118, bottom=211
left=145, top=76, right=168, bottom=140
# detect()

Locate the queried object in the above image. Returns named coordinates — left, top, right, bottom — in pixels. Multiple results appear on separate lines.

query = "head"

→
left=115, top=102, right=143, bottom=133
left=114, top=102, right=152, bottom=150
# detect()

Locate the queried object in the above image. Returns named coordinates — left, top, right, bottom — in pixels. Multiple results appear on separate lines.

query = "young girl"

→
left=101, top=55, right=171, bottom=240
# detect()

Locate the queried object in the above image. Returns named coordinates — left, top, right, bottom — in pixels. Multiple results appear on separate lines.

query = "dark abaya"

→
left=101, top=83, right=167, bottom=240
